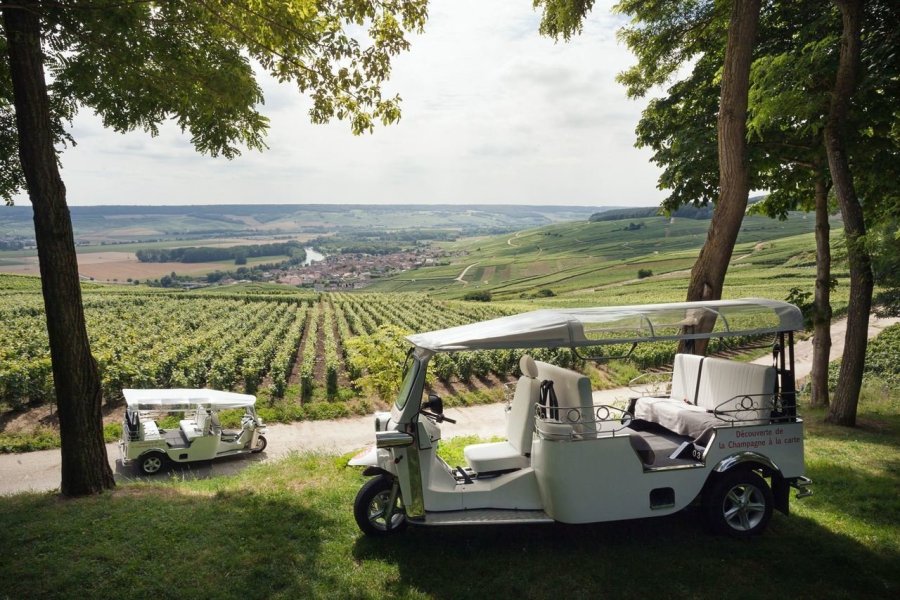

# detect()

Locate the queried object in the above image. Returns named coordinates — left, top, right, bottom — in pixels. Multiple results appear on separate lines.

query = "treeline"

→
left=590, top=196, right=767, bottom=223
left=589, top=205, right=714, bottom=222
left=311, top=229, right=460, bottom=255
left=136, top=241, right=305, bottom=263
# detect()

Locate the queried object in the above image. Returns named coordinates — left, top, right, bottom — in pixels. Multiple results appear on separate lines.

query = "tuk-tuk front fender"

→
left=349, top=446, right=397, bottom=477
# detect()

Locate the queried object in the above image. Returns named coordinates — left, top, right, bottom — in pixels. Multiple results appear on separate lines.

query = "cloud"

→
left=15, top=0, right=665, bottom=208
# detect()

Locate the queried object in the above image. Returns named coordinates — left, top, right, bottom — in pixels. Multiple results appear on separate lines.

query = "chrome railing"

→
left=533, top=403, right=633, bottom=440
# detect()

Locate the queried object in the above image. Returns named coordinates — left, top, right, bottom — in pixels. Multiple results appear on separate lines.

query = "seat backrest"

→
left=696, top=357, right=776, bottom=418
left=671, top=353, right=704, bottom=404
left=507, top=355, right=542, bottom=455
left=534, top=361, right=596, bottom=437
left=208, top=412, right=222, bottom=435
left=195, top=410, right=208, bottom=434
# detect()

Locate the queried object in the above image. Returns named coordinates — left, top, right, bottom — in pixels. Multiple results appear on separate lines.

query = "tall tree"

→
left=682, top=0, right=761, bottom=353
left=746, top=2, right=842, bottom=408
left=1, top=0, right=427, bottom=496
left=824, top=0, right=870, bottom=426
left=538, top=0, right=760, bottom=351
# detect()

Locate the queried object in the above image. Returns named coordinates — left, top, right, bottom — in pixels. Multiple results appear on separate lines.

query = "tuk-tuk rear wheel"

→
left=704, top=469, right=773, bottom=537
left=139, top=452, right=166, bottom=476
left=354, top=474, right=407, bottom=536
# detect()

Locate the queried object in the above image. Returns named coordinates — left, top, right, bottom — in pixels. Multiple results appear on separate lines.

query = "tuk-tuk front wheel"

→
left=354, top=475, right=407, bottom=536
left=704, top=469, right=773, bottom=537
left=252, top=435, right=267, bottom=453
left=139, top=452, right=166, bottom=476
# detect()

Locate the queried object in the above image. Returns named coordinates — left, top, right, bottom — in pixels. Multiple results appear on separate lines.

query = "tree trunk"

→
left=681, top=0, right=761, bottom=354
left=3, top=2, right=115, bottom=494
left=824, top=0, right=872, bottom=427
left=809, top=177, right=832, bottom=408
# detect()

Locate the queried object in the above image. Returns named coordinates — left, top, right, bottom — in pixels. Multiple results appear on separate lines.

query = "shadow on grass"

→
left=0, top=486, right=336, bottom=599
left=353, top=507, right=898, bottom=599
left=113, top=451, right=267, bottom=485
left=803, top=461, right=900, bottom=532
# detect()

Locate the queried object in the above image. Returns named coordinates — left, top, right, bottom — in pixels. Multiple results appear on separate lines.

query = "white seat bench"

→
left=140, top=420, right=162, bottom=441
left=635, top=354, right=776, bottom=438
left=465, top=355, right=542, bottom=474
left=179, top=419, right=204, bottom=441
left=633, top=353, right=703, bottom=424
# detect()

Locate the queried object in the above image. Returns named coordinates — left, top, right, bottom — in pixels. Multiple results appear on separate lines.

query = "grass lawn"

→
left=1, top=389, right=897, bottom=599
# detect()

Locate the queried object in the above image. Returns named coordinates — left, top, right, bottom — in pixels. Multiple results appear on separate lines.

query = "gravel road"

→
left=1, top=314, right=896, bottom=496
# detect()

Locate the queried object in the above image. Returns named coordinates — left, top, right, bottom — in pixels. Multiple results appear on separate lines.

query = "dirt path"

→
left=507, top=231, right=525, bottom=247
left=454, top=262, right=481, bottom=284
left=2, top=314, right=896, bottom=496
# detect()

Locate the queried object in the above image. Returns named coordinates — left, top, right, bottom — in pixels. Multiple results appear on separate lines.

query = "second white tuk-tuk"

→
left=350, top=298, right=812, bottom=537
left=120, top=388, right=267, bottom=475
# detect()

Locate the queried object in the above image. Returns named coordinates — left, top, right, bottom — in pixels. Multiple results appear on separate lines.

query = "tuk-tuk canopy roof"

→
left=123, top=388, right=256, bottom=411
left=407, top=298, right=803, bottom=352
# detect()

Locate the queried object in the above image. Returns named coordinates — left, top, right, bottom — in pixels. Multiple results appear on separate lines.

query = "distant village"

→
left=275, top=246, right=449, bottom=291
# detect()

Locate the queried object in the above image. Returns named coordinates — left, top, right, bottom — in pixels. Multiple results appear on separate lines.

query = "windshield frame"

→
left=394, top=351, right=421, bottom=411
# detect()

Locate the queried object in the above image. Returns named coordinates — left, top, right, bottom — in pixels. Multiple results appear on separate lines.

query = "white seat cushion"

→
left=535, top=420, right=575, bottom=439
left=464, top=442, right=530, bottom=474
left=633, top=396, right=676, bottom=422
left=652, top=400, right=718, bottom=438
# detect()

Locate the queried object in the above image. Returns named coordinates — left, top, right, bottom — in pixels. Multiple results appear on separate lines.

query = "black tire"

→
left=354, top=475, right=408, bottom=536
left=139, top=452, right=166, bottom=476
left=251, top=435, right=267, bottom=454
left=704, top=469, right=773, bottom=537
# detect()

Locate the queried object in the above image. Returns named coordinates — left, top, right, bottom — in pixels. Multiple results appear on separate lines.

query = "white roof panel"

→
left=407, top=298, right=803, bottom=352
left=123, top=388, right=256, bottom=410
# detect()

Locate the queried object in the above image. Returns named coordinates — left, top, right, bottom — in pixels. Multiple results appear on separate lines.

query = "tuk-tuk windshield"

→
left=394, top=354, right=421, bottom=411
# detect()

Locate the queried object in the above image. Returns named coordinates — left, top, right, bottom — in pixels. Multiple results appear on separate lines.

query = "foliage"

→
left=463, top=291, right=492, bottom=302
left=785, top=286, right=815, bottom=330
left=536, top=0, right=897, bottom=223
left=135, top=242, right=303, bottom=264
left=869, top=215, right=900, bottom=315
left=828, top=323, right=900, bottom=388
left=637, top=269, right=653, bottom=279
left=346, top=325, right=413, bottom=401
left=0, top=0, right=430, bottom=204
left=859, top=324, right=900, bottom=385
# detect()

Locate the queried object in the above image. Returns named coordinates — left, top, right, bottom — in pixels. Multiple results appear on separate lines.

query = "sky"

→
left=17, top=1, right=667, bottom=208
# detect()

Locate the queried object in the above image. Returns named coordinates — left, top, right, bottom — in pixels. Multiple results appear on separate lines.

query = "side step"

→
left=413, top=509, right=553, bottom=526
left=791, top=476, right=813, bottom=499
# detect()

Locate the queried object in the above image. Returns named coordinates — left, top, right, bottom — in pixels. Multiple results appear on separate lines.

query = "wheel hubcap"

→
left=144, top=457, right=161, bottom=473
left=368, top=490, right=405, bottom=531
left=722, top=484, right=766, bottom=531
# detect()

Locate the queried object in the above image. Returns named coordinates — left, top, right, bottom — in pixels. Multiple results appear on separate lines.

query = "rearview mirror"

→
left=423, top=393, right=444, bottom=415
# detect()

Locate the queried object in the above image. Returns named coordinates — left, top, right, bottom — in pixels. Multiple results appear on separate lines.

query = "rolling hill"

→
left=365, top=212, right=837, bottom=306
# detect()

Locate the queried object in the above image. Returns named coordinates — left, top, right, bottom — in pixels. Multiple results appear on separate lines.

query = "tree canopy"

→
left=1, top=0, right=428, bottom=203
left=535, top=0, right=898, bottom=424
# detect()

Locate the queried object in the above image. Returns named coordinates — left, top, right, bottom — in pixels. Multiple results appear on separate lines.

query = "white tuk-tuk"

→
left=350, top=299, right=812, bottom=537
left=120, top=388, right=267, bottom=475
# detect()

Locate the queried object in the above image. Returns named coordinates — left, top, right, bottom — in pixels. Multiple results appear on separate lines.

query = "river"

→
left=303, top=247, right=324, bottom=266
